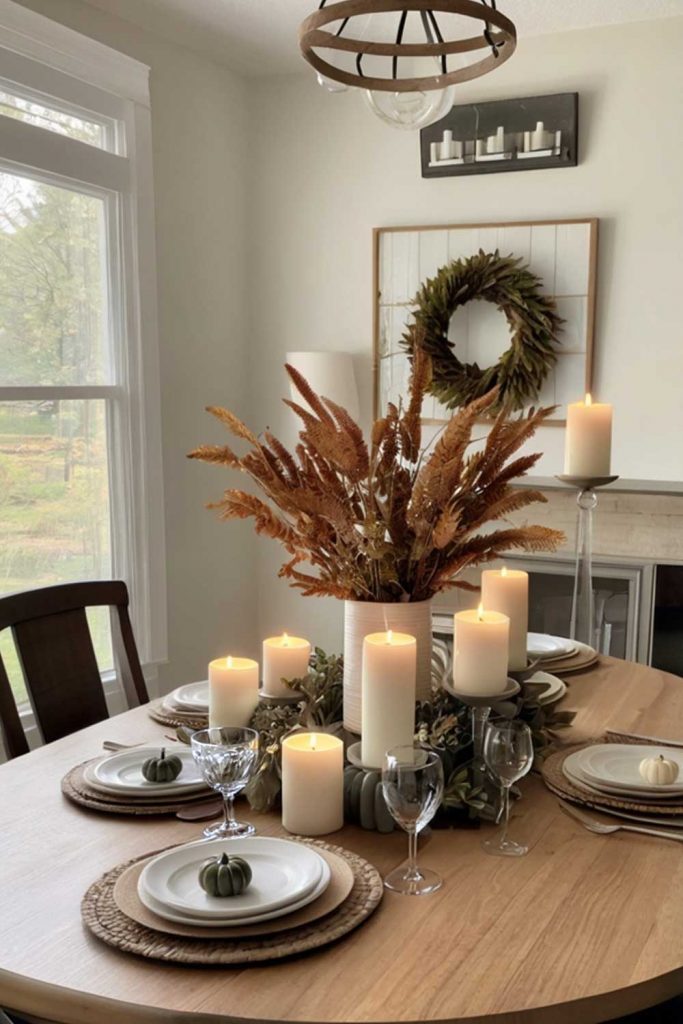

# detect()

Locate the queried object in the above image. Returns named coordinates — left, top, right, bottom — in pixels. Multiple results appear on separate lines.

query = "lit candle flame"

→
left=226, top=655, right=233, bottom=669
left=386, top=629, right=393, bottom=644
left=501, top=565, right=508, bottom=577
left=585, top=392, right=592, bottom=406
left=309, top=733, right=317, bottom=751
left=282, top=632, right=289, bottom=647
left=477, top=603, right=484, bottom=622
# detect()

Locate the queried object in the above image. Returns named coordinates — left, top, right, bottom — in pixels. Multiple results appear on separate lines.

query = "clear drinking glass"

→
left=482, top=720, right=534, bottom=857
left=381, top=745, right=444, bottom=895
left=191, top=727, right=259, bottom=840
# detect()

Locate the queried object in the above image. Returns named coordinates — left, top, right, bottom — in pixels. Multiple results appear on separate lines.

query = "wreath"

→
left=402, top=250, right=563, bottom=413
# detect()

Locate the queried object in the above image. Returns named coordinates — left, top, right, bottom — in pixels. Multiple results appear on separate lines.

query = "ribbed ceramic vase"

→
left=343, top=599, right=433, bottom=734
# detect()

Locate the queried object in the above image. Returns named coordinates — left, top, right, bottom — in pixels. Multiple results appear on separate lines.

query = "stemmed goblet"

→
left=191, top=727, right=259, bottom=840
left=482, top=719, right=534, bottom=857
left=381, top=745, right=444, bottom=895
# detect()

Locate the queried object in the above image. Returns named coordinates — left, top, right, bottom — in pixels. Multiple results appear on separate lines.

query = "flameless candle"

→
left=262, top=633, right=311, bottom=698
left=361, top=630, right=417, bottom=768
left=481, top=566, right=529, bottom=671
left=452, top=605, right=509, bottom=697
left=564, top=393, right=613, bottom=478
left=208, top=656, right=259, bottom=728
left=281, top=732, right=344, bottom=836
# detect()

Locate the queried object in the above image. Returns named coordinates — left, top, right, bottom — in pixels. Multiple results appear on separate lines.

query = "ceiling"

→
left=82, top=0, right=683, bottom=76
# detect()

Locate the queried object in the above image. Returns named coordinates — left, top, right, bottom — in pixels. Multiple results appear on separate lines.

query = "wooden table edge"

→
left=3, top=964, right=683, bottom=1024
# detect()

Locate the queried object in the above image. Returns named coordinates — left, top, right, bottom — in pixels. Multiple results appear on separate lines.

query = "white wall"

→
left=14, top=0, right=260, bottom=688
left=247, top=17, right=683, bottom=650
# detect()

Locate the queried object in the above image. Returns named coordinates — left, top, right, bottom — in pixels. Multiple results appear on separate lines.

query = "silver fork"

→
left=558, top=799, right=683, bottom=843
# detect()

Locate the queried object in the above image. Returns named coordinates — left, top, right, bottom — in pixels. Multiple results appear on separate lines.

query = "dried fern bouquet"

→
left=189, top=350, right=563, bottom=603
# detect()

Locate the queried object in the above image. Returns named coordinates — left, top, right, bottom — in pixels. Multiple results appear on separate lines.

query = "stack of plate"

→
left=563, top=744, right=683, bottom=803
left=137, top=837, right=332, bottom=928
left=527, top=633, right=598, bottom=674
left=83, top=746, right=211, bottom=806
left=155, top=681, right=210, bottom=725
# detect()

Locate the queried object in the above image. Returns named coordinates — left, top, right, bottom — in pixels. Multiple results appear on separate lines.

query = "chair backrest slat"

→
left=0, top=581, right=148, bottom=760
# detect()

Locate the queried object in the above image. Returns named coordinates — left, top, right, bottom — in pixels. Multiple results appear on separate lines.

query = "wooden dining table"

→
left=2, top=656, right=683, bottom=1024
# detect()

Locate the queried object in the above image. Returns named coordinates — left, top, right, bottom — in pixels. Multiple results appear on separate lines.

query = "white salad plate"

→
left=170, top=680, right=209, bottom=711
left=527, top=671, right=567, bottom=706
left=563, top=750, right=683, bottom=800
left=91, top=747, right=207, bottom=795
left=571, top=744, right=683, bottom=793
left=83, top=761, right=208, bottom=800
left=139, top=836, right=326, bottom=919
left=138, top=857, right=331, bottom=927
left=527, top=633, right=576, bottom=659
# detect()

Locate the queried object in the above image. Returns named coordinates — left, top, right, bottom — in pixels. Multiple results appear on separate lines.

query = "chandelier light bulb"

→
left=365, top=80, right=456, bottom=130
left=316, top=72, right=348, bottom=93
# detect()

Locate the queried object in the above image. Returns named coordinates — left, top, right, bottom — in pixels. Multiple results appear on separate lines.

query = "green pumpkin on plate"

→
left=141, top=747, right=183, bottom=783
left=199, top=852, right=253, bottom=897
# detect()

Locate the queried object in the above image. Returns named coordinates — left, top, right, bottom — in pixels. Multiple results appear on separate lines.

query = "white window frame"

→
left=0, top=1, right=167, bottom=705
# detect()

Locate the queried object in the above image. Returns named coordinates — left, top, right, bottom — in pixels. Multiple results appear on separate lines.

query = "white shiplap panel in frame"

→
left=389, top=232, right=419, bottom=304
left=555, top=296, right=588, bottom=353
left=476, top=226, right=501, bottom=252
left=529, top=224, right=557, bottom=294
left=499, top=225, right=531, bottom=263
left=467, top=301, right=511, bottom=368
left=447, top=228, right=478, bottom=263
left=555, top=352, right=588, bottom=409
left=447, top=303, right=470, bottom=365
left=555, top=222, right=591, bottom=296
left=418, top=230, right=449, bottom=285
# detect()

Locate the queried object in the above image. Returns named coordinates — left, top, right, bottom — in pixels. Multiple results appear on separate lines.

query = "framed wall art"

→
left=373, top=218, right=598, bottom=425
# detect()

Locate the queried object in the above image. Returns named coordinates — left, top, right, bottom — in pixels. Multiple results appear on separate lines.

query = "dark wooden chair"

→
left=0, top=581, right=149, bottom=759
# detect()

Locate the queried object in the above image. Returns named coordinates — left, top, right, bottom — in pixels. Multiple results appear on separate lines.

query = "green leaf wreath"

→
left=402, top=249, right=564, bottom=413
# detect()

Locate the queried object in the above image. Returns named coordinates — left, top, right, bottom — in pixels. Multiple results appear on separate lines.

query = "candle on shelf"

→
left=564, top=393, right=613, bottom=478
left=262, top=633, right=311, bottom=698
left=281, top=732, right=344, bottom=836
left=361, top=630, right=416, bottom=768
left=208, top=656, right=259, bottom=728
left=452, top=605, right=509, bottom=697
left=481, top=566, right=529, bottom=671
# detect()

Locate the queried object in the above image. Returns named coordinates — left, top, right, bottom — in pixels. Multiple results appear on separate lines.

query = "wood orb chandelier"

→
left=299, top=0, right=517, bottom=94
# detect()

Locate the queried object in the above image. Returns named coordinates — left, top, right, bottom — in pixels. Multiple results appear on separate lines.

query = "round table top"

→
left=2, top=656, right=683, bottom=1024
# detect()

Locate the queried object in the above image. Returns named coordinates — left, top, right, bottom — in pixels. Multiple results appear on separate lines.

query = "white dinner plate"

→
left=139, top=836, right=326, bottom=919
left=83, top=761, right=209, bottom=800
left=573, top=744, right=683, bottom=793
left=527, top=633, right=576, bottom=658
left=92, top=747, right=207, bottom=795
left=563, top=753, right=683, bottom=801
left=526, top=671, right=567, bottom=706
left=171, top=680, right=209, bottom=711
left=138, top=857, right=331, bottom=927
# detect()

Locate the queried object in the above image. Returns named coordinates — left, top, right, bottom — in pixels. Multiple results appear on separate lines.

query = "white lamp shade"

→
left=286, top=351, right=359, bottom=422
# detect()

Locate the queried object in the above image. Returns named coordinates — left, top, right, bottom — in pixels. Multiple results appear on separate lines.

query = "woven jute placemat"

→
left=541, top=740, right=683, bottom=816
left=147, top=698, right=208, bottom=731
left=82, top=838, right=383, bottom=964
left=62, top=760, right=211, bottom=816
left=113, top=844, right=355, bottom=939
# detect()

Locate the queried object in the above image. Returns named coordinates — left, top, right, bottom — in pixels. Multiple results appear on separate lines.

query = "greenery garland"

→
left=177, top=649, right=575, bottom=825
left=402, top=249, right=563, bottom=413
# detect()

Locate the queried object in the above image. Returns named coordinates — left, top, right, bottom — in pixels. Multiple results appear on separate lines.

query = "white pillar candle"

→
left=452, top=605, right=509, bottom=697
left=564, top=393, right=613, bottom=477
left=430, top=141, right=440, bottom=163
left=361, top=630, right=416, bottom=768
left=481, top=567, right=529, bottom=671
left=496, top=125, right=505, bottom=151
left=262, top=633, right=311, bottom=697
left=208, top=656, right=259, bottom=728
left=281, top=732, right=344, bottom=836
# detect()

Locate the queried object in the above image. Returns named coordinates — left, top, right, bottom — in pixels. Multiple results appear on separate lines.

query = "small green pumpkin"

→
left=343, top=766, right=395, bottom=833
left=199, top=852, right=252, bottom=897
left=141, top=747, right=183, bottom=783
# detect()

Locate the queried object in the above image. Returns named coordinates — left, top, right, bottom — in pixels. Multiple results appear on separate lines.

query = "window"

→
left=0, top=0, right=166, bottom=710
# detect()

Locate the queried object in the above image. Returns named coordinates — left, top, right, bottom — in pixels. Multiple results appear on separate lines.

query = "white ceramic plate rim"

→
left=527, top=633, right=575, bottom=657
left=528, top=671, right=567, bottom=705
left=83, top=762, right=209, bottom=799
left=574, top=744, right=683, bottom=792
left=139, top=837, right=326, bottom=918
left=138, top=854, right=331, bottom=927
left=170, top=680, right=209, bottom=711
left=563, top=756, right=683, bottom=801
left=93, top=747, right=206, bottom=793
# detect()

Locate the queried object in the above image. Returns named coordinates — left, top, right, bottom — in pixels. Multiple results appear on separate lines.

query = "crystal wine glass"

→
left=381, top=745, right=444, bottom=895
left=482, top=720, right=534, bottom=857
left=191, top=727, right=259, bottom=840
